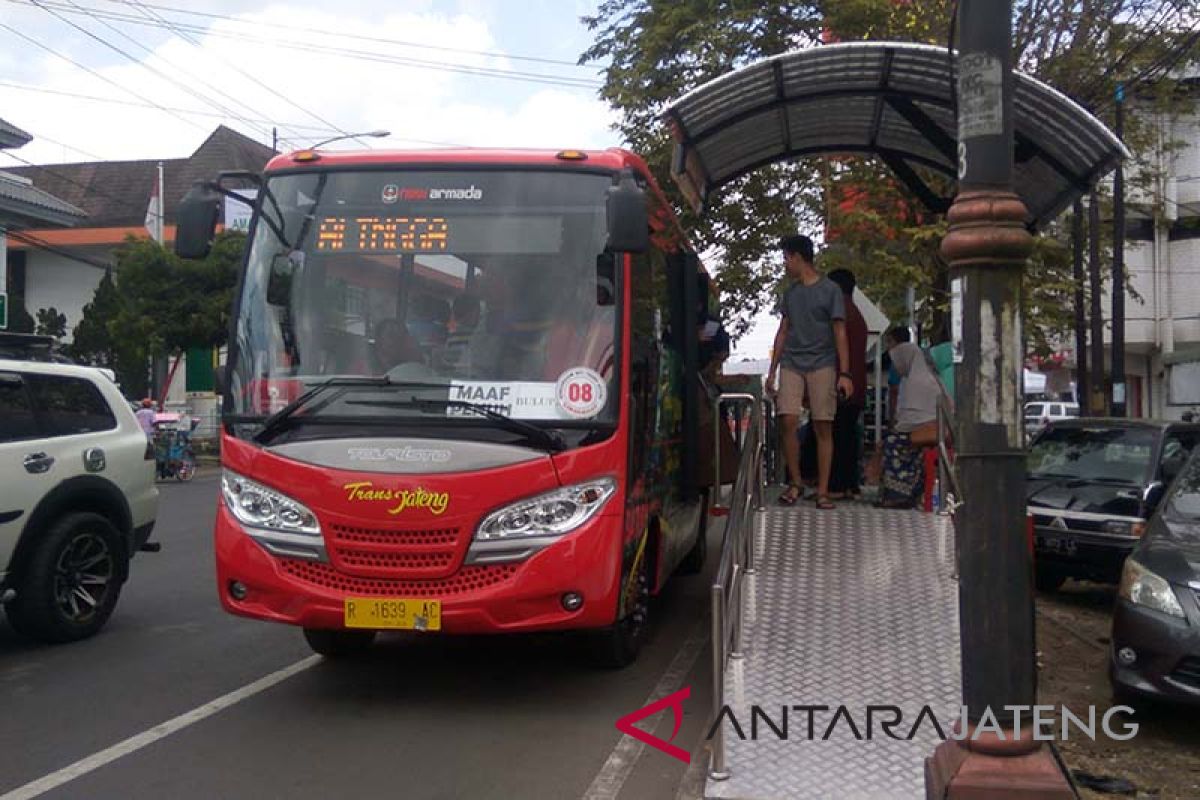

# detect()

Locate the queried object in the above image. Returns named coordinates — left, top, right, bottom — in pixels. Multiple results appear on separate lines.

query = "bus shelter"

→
left=665, top=42, right=1126, bottom=230
left=664, top=42, right=1127, bottom=800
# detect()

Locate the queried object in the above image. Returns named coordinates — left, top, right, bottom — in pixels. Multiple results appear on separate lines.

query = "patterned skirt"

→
left=881, top=430, right=924, bottom=505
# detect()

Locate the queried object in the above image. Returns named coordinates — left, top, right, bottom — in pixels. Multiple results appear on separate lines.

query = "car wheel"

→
left=303, top=627, right=377, bottom=657
left=6, top=512, right=125, bottom=643
left=677, top=494, right=709, bottom=576
left=590, top=546, right=652, bottom=669
left=1034, top=568, right=1067, bottom=593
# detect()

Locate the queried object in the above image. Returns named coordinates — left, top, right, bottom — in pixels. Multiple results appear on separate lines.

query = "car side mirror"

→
left=175, top=182, right=222, bottom=259
left=605, top=170, right=649, bottom=254
left=1143, top=481, right=1166, bottom=511
left=1161, top=453, right=1186, bottom=484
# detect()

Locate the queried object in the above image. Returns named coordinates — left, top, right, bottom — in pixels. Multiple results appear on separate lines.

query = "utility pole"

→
left=1111, top=83, right=1127, bottom=416
left=927, top=0, right=1073, bottom=795
left=1072, top=199, right=1089, bottom=409
left=1089, top=192, right=1107, bottom=416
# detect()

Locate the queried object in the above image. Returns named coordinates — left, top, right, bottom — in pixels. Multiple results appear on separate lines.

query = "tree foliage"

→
left=582, top=1, right=1198, bottom=349
left=34, top=307, right=67, bottom=338
left=69, top=232, right=245, bottom=396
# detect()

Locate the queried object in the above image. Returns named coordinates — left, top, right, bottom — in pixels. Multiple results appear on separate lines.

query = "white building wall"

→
left=23, top=249, right=107, bottom=341
left=1170, top=237, right=1200, bottom=347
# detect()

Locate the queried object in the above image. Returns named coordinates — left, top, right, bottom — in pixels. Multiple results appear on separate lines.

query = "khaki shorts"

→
left=778, top=366, right=837, bottom=422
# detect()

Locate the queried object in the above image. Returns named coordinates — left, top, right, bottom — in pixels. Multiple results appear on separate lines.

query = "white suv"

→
left=1024, top=401, right=1080, bottom=439
left=0, top=360, right=158, bottom=642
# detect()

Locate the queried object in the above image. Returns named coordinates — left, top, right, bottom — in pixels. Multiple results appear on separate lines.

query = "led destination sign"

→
left=317, top=216, right=448, bottom=252
left=314, top=214, right=563, bottom=255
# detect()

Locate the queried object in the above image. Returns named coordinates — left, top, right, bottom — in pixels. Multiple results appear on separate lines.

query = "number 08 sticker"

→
left=556, top=367, right=607, bottom=418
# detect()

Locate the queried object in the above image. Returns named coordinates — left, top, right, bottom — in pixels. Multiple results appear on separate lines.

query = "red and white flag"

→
left=144, top=162, right=164, bottom=243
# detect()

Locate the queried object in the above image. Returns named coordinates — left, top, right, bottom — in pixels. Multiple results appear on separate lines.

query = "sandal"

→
left=815, top=495, right=836, bottom=510
left=778, top=485, right=802, bottom=505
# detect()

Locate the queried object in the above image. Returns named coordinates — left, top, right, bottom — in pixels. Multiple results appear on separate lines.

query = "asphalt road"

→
left=0, top=470, right=717, bottom=800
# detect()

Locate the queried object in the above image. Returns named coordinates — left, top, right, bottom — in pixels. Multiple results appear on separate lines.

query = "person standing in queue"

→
left=767, top=235, right=854, bottom=509
left=826, top=268, right=868, bottom=499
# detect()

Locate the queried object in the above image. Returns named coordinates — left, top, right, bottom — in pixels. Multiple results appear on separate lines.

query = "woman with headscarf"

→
left=878, top=340, right=945, bottom=508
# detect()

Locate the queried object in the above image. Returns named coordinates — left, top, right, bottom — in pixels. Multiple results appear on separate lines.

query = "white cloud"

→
left=0, top=3, right=618, bottom=164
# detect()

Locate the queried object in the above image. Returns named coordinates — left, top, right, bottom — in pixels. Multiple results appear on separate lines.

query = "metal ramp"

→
left=707, top=498, right=961, bottom=800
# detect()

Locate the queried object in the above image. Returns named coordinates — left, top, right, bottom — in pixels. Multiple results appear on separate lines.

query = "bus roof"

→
left=264, top=147, right=647, bottom=175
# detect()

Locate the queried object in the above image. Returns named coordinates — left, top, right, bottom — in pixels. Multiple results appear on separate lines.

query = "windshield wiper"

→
left=344, top=396, right=566, bottom=453
left=250, top=377, right=451, bottom=443
left=253, top=376, right=393, bottom=443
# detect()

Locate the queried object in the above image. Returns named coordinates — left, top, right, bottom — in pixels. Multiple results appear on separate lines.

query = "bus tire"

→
left=303, top=627, right=376, bottom=657
left=590, top=547, right=651, bottom=669
left=677, top=495, right=709, bottom=576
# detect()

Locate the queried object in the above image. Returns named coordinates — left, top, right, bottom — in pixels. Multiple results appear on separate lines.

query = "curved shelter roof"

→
left=664, top=42, right=1129, bottom=230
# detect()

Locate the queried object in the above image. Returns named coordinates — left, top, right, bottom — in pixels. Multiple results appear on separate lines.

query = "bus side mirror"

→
left=175, top=182, right=222, bottom=260
left=605, top=171, right=649, bottom=254
left=213, top=365, right=227, bottom=397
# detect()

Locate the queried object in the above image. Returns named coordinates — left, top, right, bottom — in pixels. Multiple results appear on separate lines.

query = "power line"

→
left=0, top=20, right=207, bottom=132
left=0, top=80, right=339, bottom=133
left=1, top=149, right=164, bottom=222
left=123, top=0, right=370, bottom=149
left=5, top=0, right=602, bottom=90
left=2, top=127, right=105, bottom=160
left=106, top=0, right=591, bottom=69
left=57, top=0, right=298, bottom=147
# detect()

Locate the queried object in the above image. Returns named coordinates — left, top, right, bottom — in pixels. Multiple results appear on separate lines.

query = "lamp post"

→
left=310, top=130, right=391, bottom=149
left=926, top=0, right=1074, bottom=795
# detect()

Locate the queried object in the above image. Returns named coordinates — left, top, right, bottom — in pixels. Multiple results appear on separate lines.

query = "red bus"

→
left=175, top=147, right=717, bottom=666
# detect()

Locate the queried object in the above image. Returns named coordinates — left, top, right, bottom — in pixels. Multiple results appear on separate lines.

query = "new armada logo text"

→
left=347, top=446, right=452, bottom=463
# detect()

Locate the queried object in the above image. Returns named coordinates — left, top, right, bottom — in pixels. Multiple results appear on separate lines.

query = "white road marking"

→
left=0, top=655, right=322, bottom=800
left=582, top=621, right=709, bottom=800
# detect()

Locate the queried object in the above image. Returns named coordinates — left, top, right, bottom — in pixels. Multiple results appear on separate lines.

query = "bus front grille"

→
left=327, top=523, right=465, bottom=579
left=280, top=559, right=518, bottom=597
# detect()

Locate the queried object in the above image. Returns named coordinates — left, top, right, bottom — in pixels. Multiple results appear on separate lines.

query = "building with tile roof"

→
left=3, top=125, right=273, bottom=339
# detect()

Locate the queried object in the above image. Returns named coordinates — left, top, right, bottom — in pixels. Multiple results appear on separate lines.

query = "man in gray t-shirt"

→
left=767, top=235, right=853, bottom=508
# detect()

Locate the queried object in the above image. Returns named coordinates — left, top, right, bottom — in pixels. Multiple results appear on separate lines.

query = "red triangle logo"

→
left=615, top=686, right=691, bottom=764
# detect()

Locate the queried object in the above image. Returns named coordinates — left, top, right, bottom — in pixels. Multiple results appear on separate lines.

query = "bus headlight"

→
left=475, top=478, right=616, bottom=541
left=221, top=469, right=320, bottom=536
left=1118, top=558, right=1185, bottom=619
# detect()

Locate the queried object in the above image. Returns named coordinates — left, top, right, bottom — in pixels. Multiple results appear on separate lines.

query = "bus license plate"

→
left=344, top=598, right=441, bottom=631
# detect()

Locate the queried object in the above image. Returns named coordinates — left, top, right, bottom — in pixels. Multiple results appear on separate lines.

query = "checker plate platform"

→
left=706, top=499, right=961, bottom=800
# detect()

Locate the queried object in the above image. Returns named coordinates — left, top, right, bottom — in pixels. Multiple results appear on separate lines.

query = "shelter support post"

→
left=925, top=1, right=1073, bottom=796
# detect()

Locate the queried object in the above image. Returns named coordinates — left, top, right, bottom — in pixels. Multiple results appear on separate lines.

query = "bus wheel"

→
left=590, top=550, right=651, bottom=669
left=678, top=494, right=709, bottom=576
left=303, top=627, right=376, bottom=657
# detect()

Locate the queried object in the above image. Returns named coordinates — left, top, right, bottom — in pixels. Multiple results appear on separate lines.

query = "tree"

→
left=34, top=307, right=67, bottom=338
left=69, top=232, right=245, bottom=395
left=582, top=1, right=1197, bottom=347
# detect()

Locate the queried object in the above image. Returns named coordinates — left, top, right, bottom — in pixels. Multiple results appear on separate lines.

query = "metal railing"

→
left=935, top=393, right=963, bottom=515
left=709, top=393, right=759, bottom=516
left=709, top=394, right=766, bottom=781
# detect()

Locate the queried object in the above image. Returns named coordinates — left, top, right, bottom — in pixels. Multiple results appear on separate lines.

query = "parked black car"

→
left=1109, top=446, right=1200, bottom=706
left=1026, top=419, right=1200, bottom=590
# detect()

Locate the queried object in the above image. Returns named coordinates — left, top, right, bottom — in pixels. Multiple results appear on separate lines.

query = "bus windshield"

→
left=227, top=168, right=618, bottom=427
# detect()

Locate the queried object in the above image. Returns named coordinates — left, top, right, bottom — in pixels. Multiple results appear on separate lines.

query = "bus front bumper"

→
left=214, top=504, right=623, bottom=634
